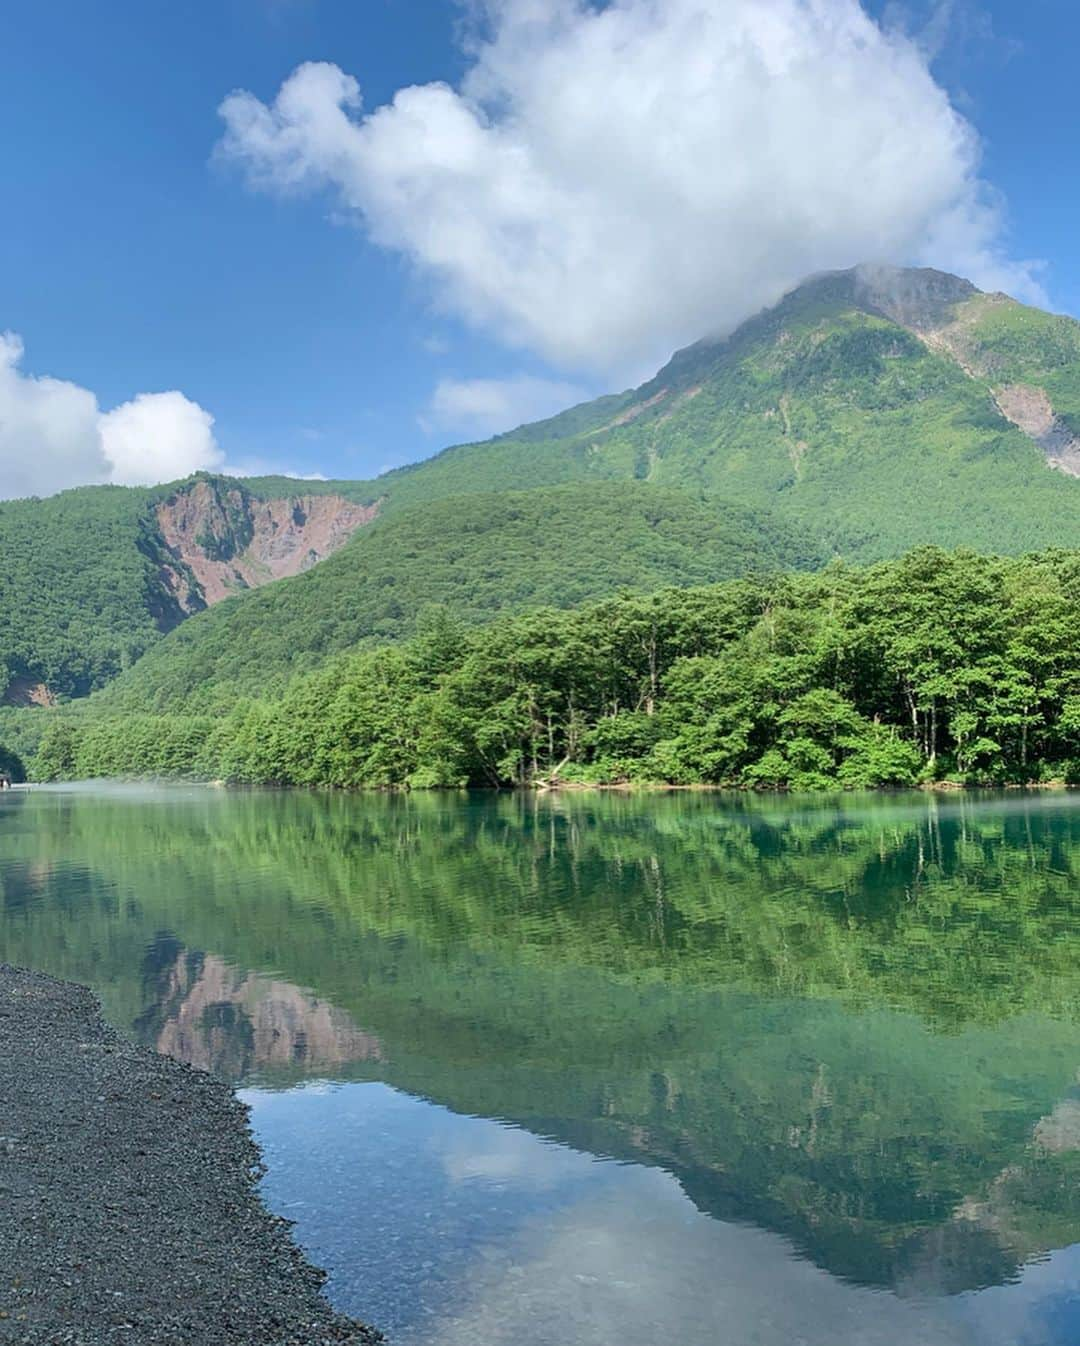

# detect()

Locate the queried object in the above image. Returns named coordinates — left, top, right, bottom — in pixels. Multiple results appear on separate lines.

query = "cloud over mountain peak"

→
left=218, top=0, right=1043, bottom=380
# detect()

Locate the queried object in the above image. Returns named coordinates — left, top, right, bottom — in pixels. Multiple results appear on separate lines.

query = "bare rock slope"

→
left=156, top=478, right=379, bottom=609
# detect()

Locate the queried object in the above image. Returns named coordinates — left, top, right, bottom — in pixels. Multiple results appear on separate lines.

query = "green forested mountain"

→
left=10, top=264, right=1080, bottom=733
left=371, top=265, right=1080, bottom=559
left=82, top=483, right=818, bottom=716
left=0, top=474, right=378, bottom=703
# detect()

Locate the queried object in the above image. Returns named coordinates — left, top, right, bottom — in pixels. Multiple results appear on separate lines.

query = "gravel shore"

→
left=0, top=964, right=382, bottom=1345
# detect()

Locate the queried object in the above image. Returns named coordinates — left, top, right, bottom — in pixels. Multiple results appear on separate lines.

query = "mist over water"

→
left=4, top=785, right=1080, bottom=1344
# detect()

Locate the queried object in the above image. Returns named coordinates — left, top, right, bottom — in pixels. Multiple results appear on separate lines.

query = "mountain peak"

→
left=764, top=264, right=979, bottom=333
left=849, top=264, right=979, bottom=331
left=655, top=264, right=980, bottom=389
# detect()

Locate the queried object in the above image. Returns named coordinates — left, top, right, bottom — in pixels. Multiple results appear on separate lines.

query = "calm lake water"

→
left=4, top=785, right=1080, bottom=1344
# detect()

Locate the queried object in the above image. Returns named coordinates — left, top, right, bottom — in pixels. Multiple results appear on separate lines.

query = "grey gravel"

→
left=0, top=965, right=382, bottom=1345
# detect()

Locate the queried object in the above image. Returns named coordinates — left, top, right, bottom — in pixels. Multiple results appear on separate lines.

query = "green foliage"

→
left=39, top=545, right=1080, bottom=791
left=81, top=482, right=818, bottom=715
left=31, top=719, right=80, bottom=781
left=0, top=706, right=42, bottom=775
left=0, top=485, right=183, bottom=700
left=0, top=743, right=25, bottom=782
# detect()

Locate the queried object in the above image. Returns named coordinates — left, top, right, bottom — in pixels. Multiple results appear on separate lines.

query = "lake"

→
left=3, top=784, right=1080, bottom=1344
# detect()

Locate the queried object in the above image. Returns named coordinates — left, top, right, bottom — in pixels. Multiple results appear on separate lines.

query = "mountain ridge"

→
left=8, top=263, right=1080, bottom=716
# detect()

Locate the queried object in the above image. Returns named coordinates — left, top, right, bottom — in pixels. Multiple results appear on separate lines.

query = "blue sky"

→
left=1, top=0, right=1077, bottom=494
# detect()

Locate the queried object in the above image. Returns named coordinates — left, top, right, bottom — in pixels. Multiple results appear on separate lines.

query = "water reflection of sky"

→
left=10, top=786, right=1080, bottom=1343
left=243, top=1082, right=1080, bottom=1346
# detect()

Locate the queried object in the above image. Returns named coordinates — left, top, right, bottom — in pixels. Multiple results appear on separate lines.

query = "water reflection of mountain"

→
left=135, top=939, right=383, bottom=1080
left=4, top=787, right=1080, bottom=1294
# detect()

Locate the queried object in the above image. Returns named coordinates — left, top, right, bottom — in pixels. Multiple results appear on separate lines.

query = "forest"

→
left=27, top=545, right=1080, bottom=790
left=79, top=482, right=819, bottom=716
left=0, top=484, right=182, bottom=702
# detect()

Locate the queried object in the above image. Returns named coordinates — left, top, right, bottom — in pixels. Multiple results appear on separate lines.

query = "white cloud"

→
left=0, top=332, right=227, bottom=500
left=226, top=455, right=329, bottom=481
left=425, top=374, right=591, bottom=438
left=0, top=332, right=107, bottom=500
left=99, top=390, right=224, bottom=486
left=421, top=1169, right=972, bottom=1346
left=217, top=0, right=1045, bottom=382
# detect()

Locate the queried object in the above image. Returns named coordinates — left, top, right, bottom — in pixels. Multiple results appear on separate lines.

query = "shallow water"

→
left=4, top=785, right=1080, bottom=1343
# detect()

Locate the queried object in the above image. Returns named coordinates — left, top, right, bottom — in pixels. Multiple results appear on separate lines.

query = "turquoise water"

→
left=3, top=784, right=1080, bottom=1343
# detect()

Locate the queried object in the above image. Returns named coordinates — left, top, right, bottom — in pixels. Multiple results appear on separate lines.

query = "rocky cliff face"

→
left=155, top=477, right=379, bottom=609
left=3, top=677, right=57, bottom=708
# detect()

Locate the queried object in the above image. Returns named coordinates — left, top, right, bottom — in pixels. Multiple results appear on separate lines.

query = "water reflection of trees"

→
left=4, top=787, right=1080, bottom=1292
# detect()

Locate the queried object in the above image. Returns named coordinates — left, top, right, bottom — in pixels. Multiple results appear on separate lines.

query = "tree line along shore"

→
left=11, top=545, right=1080, bottom=793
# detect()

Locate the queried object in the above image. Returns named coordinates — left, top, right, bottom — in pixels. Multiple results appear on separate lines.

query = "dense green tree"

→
left=33, top=544, right=1080, bottom=791
left=33, top=720, right=80, bottom=782
left=0, top=744, right=25, bottom=783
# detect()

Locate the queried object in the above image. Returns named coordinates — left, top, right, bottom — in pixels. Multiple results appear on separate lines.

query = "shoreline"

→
left=536, top=777, right=1077, bottom=794
left=0, top=964, right=381, bottom=1345
left=14, top=776, right=1080, bottom=796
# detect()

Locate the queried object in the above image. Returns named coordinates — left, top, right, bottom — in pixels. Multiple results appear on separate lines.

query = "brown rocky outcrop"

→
left=155, top=478, right=380, bottom=609
left=2, top=678, right=57, bottom=708
left=991, top=383, right=1080, bottom=477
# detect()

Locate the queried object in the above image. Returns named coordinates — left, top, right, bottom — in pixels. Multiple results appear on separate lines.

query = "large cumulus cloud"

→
left=217, top=0, right=1043, bottom=381
left=99, top=390, right=222, bottom=487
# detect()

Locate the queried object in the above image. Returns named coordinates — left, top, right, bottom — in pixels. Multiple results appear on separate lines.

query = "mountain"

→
left=9, top=264, right=1080, bottom=718
left=370, top=265, right=1080, bottom=559
left=80, top=483, right=818, bottom=716
left=0, top=475, right=375, bottom=704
